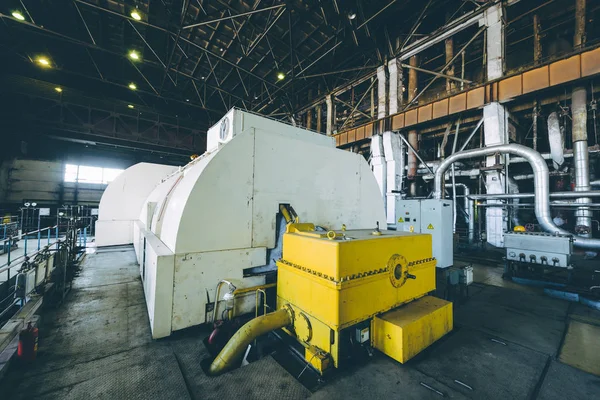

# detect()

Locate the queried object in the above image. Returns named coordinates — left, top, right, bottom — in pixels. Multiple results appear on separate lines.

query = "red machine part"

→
left=18, top=322, right=38, bottom=362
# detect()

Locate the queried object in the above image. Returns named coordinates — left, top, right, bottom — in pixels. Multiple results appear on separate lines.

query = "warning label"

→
left=398, top=217, right=404, bottom=223
left=427, top=223, right=434, bottom=230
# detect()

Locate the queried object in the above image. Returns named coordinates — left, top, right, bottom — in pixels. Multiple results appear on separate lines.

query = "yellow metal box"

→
left=371, top=296, right=453, bottom=363
left=277, top=229, right=436, bottom=330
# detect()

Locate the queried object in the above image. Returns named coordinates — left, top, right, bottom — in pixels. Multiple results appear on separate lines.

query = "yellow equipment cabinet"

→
left=276, top=223, right=452, bottom=373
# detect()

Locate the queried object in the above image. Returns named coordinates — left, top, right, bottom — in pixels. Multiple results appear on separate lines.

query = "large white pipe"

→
left=433, top=144, right=600, bottom=249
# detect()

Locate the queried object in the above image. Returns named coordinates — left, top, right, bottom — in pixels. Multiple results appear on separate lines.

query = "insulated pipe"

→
left=445, top=183, right=474, bottom=243
left=433, top=144, right=600, bottom=249
left=407, top=55, right=419, bottom=196
left=209, top=307, right=293, bottom=375
left=468, top=191, right=600, bottom=200
left=572, top=87, right=592, bottom=236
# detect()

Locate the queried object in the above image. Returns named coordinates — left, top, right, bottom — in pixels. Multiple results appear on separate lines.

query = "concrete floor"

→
left=2, top=247, right=600, bottom=399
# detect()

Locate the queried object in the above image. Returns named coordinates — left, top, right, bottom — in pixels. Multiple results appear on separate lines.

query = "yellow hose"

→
left=209, top=307, right=293, bottom=375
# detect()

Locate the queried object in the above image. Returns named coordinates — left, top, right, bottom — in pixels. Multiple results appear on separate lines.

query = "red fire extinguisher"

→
left=18, top=322, right=39, bottom=362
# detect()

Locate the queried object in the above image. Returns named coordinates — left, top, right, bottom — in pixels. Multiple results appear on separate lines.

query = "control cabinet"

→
left=394, top=199, right=453, bottom=268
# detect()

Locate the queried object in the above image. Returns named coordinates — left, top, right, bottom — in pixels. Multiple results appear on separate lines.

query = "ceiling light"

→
left=277, top=72, right=285, bottom=80
left=12, top=11, right=25, bottom=21
left=131, top=10, right=142, bottom=21
left=347, top=12, right=356, bottom=20
left=186, top=99, right=189, bottom=102
left=128, top=83, right=137, bottom=90
left=128, top=104, right=134, bottom=109
left=129, top=50, right=140, bottom=60
left=37, top=57, right=50, bottom=67
left=55, top=87, right=63, bottom=93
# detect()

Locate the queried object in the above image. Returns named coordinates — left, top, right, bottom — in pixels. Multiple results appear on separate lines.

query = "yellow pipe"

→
left=209, top=307, right=293, bottom=375
left=279, top=204, right=294, bottom=224
left=232, top=282, right=276, bottom=296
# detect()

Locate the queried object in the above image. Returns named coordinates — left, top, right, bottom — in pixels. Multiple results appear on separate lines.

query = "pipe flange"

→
left=388, top=254, right=409, bottom=288
left=296, top=312, right=313, bottom=343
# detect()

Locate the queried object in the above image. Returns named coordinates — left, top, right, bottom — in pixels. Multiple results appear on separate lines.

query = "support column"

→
left=445, top=37, right=455, bottom=93
left=388, top=58, right=403, bottom=115
left=407, top=56, right=418, bottom=196
left=533, top=14, right=542, bottom=63
left=325, top=94, right=334, bottom=136
left=316, top=104, right=322, bottom=133
left=377, top=65, right=388, bottom=119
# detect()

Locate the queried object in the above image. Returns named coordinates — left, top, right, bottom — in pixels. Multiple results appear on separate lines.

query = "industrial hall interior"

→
left=1, top=0, right=600, bottom=398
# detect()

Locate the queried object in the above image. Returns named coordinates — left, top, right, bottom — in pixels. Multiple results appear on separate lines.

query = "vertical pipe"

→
left=24, top=235, right=27, bottom=256
left=572, top=0, right=591, bottom=237
left=84, top=227, right=87, bottom=249
left=533, top=14, right=542, bottom=63
left=533, top=101, right=539, bottom=151
left=461, top=52, right=465, bottom=91
left=325, top=94, right=334, bottom=135
left=37, top=213, right=41, bottom=251
left=407, top=55, right=419, bottom=196
left=408, top=56, right=418, bottom=103
left=445, top=37, right=455, bottom=93
left=316, top=104, right=322, bottom=133
left=377, top=65, right=388, bottom=119
left=574, top=0, right=586, bottom=49
left=56, top=226, right=59, bottom=250
left=370, top=77, right=375, bottom=119
left=47, top=228, right=51, bottom=246
left=306, top=90, right=313, bottom=130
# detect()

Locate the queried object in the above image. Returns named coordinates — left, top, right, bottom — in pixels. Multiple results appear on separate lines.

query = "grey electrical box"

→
left=394, top=199, right=422, bottom=233
left=504, top=231, right=572, bottom=268
left=394, top=199, right=454, bottom=269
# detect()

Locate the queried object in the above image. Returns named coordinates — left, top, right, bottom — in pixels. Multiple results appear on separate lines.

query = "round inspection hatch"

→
left=388, top=254, right=409, bottom=288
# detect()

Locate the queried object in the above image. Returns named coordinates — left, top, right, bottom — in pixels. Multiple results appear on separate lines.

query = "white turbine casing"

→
left=95, top=163, right=177, bottom=247
left=134, top=109, right=386, bottom=339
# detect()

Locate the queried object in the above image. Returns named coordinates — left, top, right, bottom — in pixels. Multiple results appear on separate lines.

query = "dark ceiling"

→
left=0, top=0, right=482, bottom=156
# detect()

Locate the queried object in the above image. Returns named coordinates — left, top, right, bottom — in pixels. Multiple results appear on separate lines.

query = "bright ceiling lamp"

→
left=128, top=104, right=134, bottom=109
left=12, top=11, right=25, bottom=21
left=55, top=87, right=63, bottom=93
left=129, top=50, right=140, bottom=60
left=277, top=72, right=285, bottom=80
left=36, top=57, right=51, bottom=67
left=131, top=10, right=142, bottom=20
left=128, top=83, right=137, bottom=90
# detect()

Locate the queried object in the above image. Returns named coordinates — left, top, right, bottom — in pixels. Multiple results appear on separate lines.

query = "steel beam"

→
left=183, top=4, right=285, bottom=29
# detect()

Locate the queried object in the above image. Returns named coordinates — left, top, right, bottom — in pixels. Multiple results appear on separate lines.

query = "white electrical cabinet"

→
left=421, top=199, right=453, bottom=269
left=394, top=199, right=421, bottom=233
left=394, top=199, right=453, bottom=269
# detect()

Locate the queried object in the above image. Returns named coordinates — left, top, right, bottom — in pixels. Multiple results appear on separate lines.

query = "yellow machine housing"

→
left=276, top=223, right=453, bottom=373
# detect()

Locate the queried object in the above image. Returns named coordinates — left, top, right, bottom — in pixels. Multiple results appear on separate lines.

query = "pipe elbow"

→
left=209, top=307, right=293, bottom=376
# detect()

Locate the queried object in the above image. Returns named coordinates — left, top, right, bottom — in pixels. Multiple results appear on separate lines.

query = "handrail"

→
left=1, top=225, right=61, bottom=273
left=0, top=238, right=65, bottom=275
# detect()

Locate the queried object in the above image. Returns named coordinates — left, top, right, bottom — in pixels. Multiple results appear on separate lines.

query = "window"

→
left=64, top=164, right=124, bottom=184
